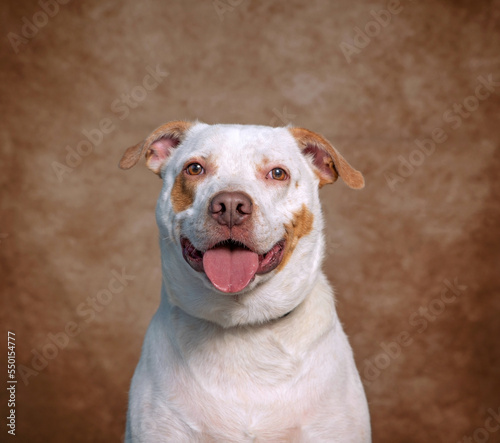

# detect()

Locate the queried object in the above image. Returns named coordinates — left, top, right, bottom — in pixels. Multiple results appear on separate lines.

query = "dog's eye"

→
left=268, top=168, right=288, bottom=181
left=185, top=163, right=204, bottom=176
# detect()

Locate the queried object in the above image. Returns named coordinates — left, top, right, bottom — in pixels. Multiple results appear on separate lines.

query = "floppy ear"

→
left=289, top=127, right=365, bottom=189
left=119, top=120, right=193, bottom=176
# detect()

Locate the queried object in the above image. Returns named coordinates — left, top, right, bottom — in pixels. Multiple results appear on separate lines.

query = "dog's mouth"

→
left=181, top=237, right=286, bottom=294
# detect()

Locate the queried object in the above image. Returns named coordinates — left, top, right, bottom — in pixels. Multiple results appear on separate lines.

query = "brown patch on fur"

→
left=277, top=204, right=314, bottom=271
left=119, top=120, right=192, bottom=172
left=171, top=156, right=215, bottom=213
left=256, top=157, right=271, bottom=179
left=170, top=171, right=196, bottom=213
left=289, top=127, right=364, bottom=189
left=312, top=169, right=325, bottom=187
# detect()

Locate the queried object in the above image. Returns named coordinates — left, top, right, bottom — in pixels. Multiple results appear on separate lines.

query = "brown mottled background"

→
left=1, top=0, right=499, bottom=442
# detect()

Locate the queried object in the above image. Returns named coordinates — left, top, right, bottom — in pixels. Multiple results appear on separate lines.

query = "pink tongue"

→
left=203, top=246, right=259, bottom=293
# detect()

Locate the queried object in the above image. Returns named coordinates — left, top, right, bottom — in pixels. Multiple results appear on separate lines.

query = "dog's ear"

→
left=119, top=120, right=193, bottom=176
left=289, top=127, right=364, bottom=189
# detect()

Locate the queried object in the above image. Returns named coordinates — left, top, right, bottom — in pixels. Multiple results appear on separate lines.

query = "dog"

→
left=119, top=121, right=371, bottom=442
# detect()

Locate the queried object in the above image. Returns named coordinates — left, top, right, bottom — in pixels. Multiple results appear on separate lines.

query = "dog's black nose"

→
left=209, top=191, right=253, bottom=228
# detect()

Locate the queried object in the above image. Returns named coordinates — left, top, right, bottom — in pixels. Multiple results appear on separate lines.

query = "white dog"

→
left=119, top=121, right=370, bottom=442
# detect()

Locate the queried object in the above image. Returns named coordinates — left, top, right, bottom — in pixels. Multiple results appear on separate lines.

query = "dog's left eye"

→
left=267, top=168, right=288, bottom=181
left=185, top=163, right=204, bottom=175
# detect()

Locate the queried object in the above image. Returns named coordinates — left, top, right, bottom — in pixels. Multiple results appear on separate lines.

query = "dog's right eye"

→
left=185, top=163, right=204, bottom=176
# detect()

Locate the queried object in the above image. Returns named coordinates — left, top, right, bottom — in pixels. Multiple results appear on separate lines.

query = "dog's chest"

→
left=157, top=321, right=338, bottom=440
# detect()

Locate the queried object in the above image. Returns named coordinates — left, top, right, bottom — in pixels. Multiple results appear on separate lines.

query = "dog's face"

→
left=120, top=121, right=363, bottom=327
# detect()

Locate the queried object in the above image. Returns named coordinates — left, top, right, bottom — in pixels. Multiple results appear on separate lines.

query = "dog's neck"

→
left=161, top=288, right=301, bottom=330
left=154, top=275, right=337, bottom=386
left=159, top=272, right=335, bottom=335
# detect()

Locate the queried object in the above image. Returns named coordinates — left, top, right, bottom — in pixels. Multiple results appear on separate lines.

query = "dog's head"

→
left=120, top=121, right=363, bottom=327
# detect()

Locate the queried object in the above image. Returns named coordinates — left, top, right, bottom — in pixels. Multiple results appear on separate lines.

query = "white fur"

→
left=125, top=123, right=371, bottom=442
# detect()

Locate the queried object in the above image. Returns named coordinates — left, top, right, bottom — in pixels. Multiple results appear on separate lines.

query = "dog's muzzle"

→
left=180, top=191, right=287, bottom=293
